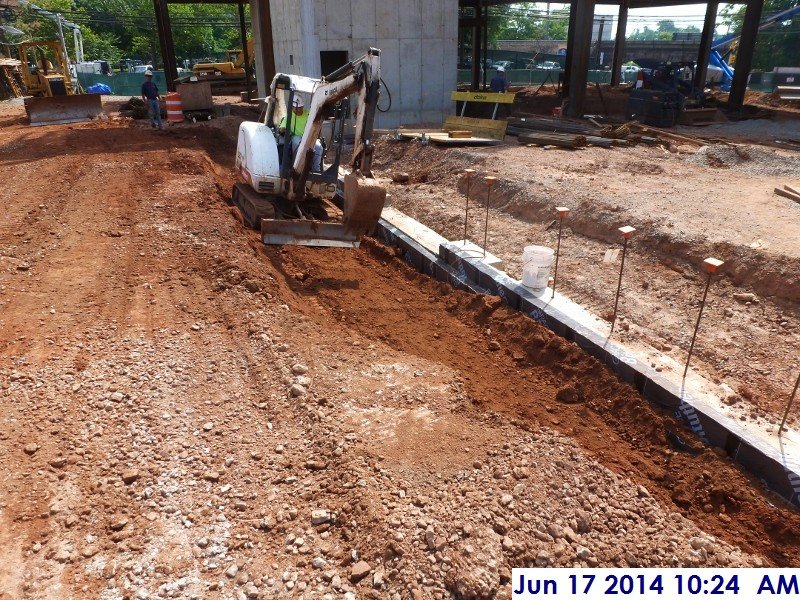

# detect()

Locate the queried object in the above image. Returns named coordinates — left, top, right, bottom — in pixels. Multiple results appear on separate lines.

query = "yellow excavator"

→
left=191, top=39, right=254, bottom=83
left=18, top=40, right=103, bottom=126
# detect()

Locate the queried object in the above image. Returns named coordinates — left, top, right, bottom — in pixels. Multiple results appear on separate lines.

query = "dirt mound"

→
left=686, top=143, right=800, bottom=176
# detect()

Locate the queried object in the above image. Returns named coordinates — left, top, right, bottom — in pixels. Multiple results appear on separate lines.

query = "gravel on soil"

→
left=0, top=103, right=798, bottom=600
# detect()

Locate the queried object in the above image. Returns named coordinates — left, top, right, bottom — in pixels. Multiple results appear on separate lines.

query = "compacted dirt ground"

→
left=1, top=100, right=800, bottom=600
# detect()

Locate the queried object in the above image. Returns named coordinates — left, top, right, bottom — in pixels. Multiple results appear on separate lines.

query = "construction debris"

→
left=119, top=96, right=151, bottom=119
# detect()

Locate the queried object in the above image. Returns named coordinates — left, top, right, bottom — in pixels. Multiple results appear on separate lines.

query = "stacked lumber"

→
left=508, top=116, right=634, bottom=149
left=508, top=116, right=600, bottom=136
left=0, top=58, right=23, bottom=101
left=518, top=131, right=587, bottom=148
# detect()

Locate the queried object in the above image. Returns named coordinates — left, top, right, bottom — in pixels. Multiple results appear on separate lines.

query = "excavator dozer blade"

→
left=260, top=174, right=386, bottom=247
left=25, top=94, right=104, bottom=127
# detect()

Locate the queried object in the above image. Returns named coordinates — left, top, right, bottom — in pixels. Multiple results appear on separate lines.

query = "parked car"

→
left=532, top=61, right=561, bottom=70
left=131, top=64, right=154, bottom=74
left=491, top=60, right=513, bottom=71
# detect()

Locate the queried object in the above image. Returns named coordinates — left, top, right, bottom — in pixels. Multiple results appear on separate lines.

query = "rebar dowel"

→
left=683, top=271, right=712, bottom=380
left=463, top=170, right=474, bottom=245
left=483, top=189, right=490, bottom=256
left=610, top=237, right=628, bottom=334
left=482, top=177, right=495, bottom=257
left=553, top=215, right=565, bottom=295
left=779, top=370, right=800, bottom=435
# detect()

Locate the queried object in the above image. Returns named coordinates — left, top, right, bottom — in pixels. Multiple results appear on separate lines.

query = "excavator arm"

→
left=287, top=47, right=381, bottom=200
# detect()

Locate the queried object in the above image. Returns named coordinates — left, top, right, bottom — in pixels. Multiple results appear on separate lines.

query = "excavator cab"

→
left=268, top=86, right=346, bottom=187
left=232, top=48, right=386, bottom=247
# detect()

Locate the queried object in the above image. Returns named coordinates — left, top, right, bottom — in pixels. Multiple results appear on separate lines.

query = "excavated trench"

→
left=252, top=237, right=800, bottom=567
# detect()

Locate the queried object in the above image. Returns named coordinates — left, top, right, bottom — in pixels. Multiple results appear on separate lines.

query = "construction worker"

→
left=141, top=70, right=163, bottom=130
left=279, top=95, right=323, bottom=171
left=490, top=66, right=509, bottom=93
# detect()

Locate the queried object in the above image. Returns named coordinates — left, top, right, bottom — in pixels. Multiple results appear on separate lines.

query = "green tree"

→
left=486, top=4, right=569, bottom=46
left=721, top=0, right=800, bottom=70
left=5, top=0, right=248, bottom=67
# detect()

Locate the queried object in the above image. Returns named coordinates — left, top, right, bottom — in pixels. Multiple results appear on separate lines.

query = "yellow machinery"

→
left=18, top=40, right=103, bottom=126
left=192, top=39, right=254, bottom=82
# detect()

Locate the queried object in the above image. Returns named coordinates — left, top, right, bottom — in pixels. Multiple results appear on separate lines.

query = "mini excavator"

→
left=232, top=47, right=386, bottom=247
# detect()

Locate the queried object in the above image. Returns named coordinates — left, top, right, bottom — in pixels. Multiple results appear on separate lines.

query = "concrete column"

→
left=728, top=0, right=764, bottom=111
left=249, top=0, right=275, bottom=99
left=565, top=0, right=595, bottom=117
left=610, top=0, right=628, bottom=86
left=694, top=1, right=718, bottom=90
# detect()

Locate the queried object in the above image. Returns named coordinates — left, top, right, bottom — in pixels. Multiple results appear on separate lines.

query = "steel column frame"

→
left=728, top=0, right=764, bottom=111
left=565, top=0, right=595, bottom=118
left=610, top=0, right=628, bottom=86
left=238, top=0, right=252, bottom=101
left=471, top=3, right=482, bottom=91
left=153, top=0, right=178, bottom=91
left=694, top=1, right=718, bottom=90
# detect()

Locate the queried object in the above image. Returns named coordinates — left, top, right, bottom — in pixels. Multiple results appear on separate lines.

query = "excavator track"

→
left=231, top=183, right=277, bottom=229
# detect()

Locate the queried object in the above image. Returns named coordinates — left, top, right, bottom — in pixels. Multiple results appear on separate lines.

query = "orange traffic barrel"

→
left=165, top=92, right=184, bottom=123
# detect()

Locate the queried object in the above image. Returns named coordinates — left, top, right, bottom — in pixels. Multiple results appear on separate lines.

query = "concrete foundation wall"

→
left=267, top=0, right=458, bottom=128
left=267, top=0, right=308, bottom=84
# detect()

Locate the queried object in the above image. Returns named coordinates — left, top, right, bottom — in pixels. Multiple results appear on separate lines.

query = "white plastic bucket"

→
left=522, top=245, right=554, bottom=290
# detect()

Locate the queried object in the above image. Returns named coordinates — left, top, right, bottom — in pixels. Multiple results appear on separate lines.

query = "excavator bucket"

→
left=261, top=174, right=386, bottom=247
left=25, top=94, right=104, bottom=127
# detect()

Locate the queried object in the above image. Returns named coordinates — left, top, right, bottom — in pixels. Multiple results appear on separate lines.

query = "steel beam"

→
left=565, top=0, right=595, bottom=117
left=610, top=0, right=628, bottom=86
left=153, top=0, right=178, bottom=91
left=728, top=0, right=763, bottom=112
left=694, top=1, right=717, bottom=90
left=238, top=0, right=252, bottom=101
left=470, top=3, right=482, bottom=91
left=563, top=0, right=579, bottom=98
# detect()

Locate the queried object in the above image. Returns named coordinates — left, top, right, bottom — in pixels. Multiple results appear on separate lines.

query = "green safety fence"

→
left=76, top=71, right=168, bottom=97
left=456, top=69, right=623, bottom=86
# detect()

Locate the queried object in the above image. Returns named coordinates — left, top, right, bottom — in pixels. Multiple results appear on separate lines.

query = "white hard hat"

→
left=496, top=66, right=505, bottom=73
left=292, top=95, right=305, bottom=108
left=144, top=69, right=153, bottom=76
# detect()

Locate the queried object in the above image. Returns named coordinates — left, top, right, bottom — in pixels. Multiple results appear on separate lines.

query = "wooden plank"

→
left=448, top=130, right=473, bottom=138
left=784, top=184, right=800, bottom=197
left=443, top=115, right=507, bottom=140
left=774, top=187, right=800, bottom=203
left=451, top=91, right=516, bottom=104
left=395, top=130, right=502, bottom=146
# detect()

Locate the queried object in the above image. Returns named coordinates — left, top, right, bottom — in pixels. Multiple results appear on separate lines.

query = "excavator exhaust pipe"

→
left=25, top=94, right=104, bottom=127
left=261, top=174, right=386, bottom=247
